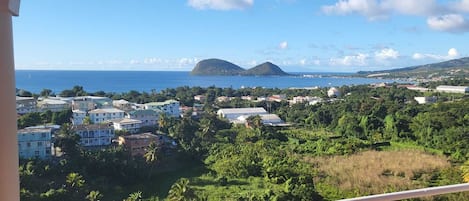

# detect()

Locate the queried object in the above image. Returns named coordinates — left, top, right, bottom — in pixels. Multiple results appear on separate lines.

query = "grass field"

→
left=304, top=150, right=451, bottom=200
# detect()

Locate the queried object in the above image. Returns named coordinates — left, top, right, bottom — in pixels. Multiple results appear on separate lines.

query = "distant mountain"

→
left=357, top=57, right=469, bottom=78
left=191, top=59, right=289, bottom=76
left=243, top=62, right=290, bottom=76
left=191, top=59, right=245, bottom=75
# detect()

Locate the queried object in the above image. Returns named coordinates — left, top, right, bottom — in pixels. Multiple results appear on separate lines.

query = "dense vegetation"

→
left=17, top=82, right=469, bottom=200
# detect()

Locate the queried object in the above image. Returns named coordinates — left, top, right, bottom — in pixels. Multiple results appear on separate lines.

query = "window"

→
left=34, top=151, right=40, bottom=156
left=27, top=142, right=31, bottom=147
left=41, top=133, right=46, bottom=138
left=38, top=142, right=43, bottom=146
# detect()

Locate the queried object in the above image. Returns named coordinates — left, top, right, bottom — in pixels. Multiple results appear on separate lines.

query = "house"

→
left=327, top=87, right=341, bottom=98
left=291, top=96, right=323, bottom=105
left=110, top=118, right=142, bottom=134
left=113, top=99, right=133, bottom=111
left=72, top=110, right=87, bottom=125
left=117, top=133, right=160, bottom=156
left=126, top=109, right=159, bottom=127
left=74, top=124, right=114, bottom=147
left=268, top=94, right=287, bottom=102
left=16, top=96, right=37, bottom=114
left=414, top=96, right=437, bottom=104
left=236, top=114, right=285, bottom=125
left=217, top=107, right=268, bottom=122
left=37, top=98, right=71, bottom=112
left=194, top=95, right=206, bottom=102
left=17, top=128, right=52, bottom=159
left=88, top=108, right=125, bottom=124
left=71, top=96, right=113, bottom=111
left=436, top=85, right=469, bottom=94
left=144, top=100, right=180, bottom=117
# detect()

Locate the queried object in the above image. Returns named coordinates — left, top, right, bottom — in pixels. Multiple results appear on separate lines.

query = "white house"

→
left=144, top=100, right=180, bottom=117
left=17, top=128, right=52, bottom=159
left=235, top=113, right=285, bottom=125
left=113, top=99, right=133, bottom=111
left=414, top=96, right=437, bottom=104
left=110, top=118, right=142, bottom=134
left=88, top=108, right=125, bottom=124
left=327, top=87, right=341, bottom=98
left=72, top=96, right=113, bottom=111
left=72, top=110, right=87, bottom=125
left=126, top=109, right=159, bottom=127
left=217, top=107, right=268, bottom=122
left=74, top=124, right=114, bottom=147
left=16, top=96, right=37, bottom=114
left=37, top=98, right=71, bottom=112
left=436, top=85, right=469, bottom=94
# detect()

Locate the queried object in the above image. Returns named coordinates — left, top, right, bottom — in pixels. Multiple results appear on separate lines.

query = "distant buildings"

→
left=16, top=96, right=37, bottom=114
left=144, top=99, right=180, bottom=117
left=110, top=118, right=142, bottom=134
left=117, top=133, right=160, bottom=156
left=217, top=107, right=286, bottom=126
left=88, top=108, right=125, bottom=124
left=327, top=87, right=341, bottom=98
left=72, top=110, right=87, bottom=125
left=74, top=124, right=115, bottom=147
left=17, top=127, right=53, bottom=159
left=436, top=85, right=469, bottom=94
left=194, top=95, right=206, bottom=102
left=414, top=96, right=437, bottom=104
left=71, top=96, right=113, bottom=111
left=126, top=109, right=159, bottom=127
left=37, top=98, right=71, bottom=112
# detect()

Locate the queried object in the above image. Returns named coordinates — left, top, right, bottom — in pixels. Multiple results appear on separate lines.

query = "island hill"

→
left=191, top=58, right=290, bottom=76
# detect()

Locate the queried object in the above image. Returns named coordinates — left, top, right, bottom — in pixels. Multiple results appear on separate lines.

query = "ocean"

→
left=15, top=70, right=395, bottom=93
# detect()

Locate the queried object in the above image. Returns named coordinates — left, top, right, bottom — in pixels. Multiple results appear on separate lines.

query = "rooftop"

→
left=121, top=132, right=158, bottom=140
left=74, top=124, right=113, bottom=130
left=18, top=127, right=52, bottom=134
left=89, top=108, right=125, bottom=114
left=218, top=107, right=267, bottom=115
left=109, top=118, right=142, bottom=124
left=145, top=99, right=179, bottom=106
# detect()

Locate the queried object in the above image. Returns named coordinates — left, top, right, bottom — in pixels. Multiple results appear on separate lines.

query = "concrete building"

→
left=72, top=110, right=87, bottom=125
left=111, top=118, right=142, bottom=134
left=16, top=96, right=37, bottom=114
left=118, top=133, right=160, bottom=156
left=194, top=95, right=206, bottom=102
left=17, top=128, right=52, bottom=159
left=217, top=107, right=268, bottom=122
left=113, top=99, right=133, bottom=111
left=436, top=85, right=469, bottom=94
left=144, top=100, right=180, bottom=117
left=327, top=87, right=341, bottom=98
left=74, top=124, right=114, bottom=147
left=235, top=113, right=285, bottom=125
left=126, top=109, right=159, bottom=127
left=71, top=96, right=113, bottom=111
left=414, top=96, right=437, bottom=104
left=88, top=108, right=125, bottom=124
left=37, top=98, right=71, bottom=112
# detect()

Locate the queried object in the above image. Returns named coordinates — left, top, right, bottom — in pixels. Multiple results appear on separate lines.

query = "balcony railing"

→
left=339, top=183, right=469, bottom=201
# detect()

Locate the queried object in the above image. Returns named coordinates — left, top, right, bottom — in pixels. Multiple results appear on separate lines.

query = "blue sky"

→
left=12, top=0, right=469, bottom=72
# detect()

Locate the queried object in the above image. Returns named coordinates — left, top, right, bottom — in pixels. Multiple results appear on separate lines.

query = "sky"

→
left=12, top=0, right=469, bottom=72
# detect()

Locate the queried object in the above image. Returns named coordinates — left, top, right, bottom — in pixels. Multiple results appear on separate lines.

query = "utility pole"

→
left=0, top=0, right=20, bottom=201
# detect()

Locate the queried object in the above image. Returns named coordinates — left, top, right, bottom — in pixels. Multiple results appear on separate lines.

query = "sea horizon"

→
left=15, top=70, right=395, bottom=94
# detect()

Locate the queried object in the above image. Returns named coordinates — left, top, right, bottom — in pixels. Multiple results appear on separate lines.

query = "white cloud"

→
left=299, top=59, right=306, bottom=65
left=322, top=0, right=469, bottom=32
left=375, top=48, right=399, bottom=60
left=322, top=0, right=387, bottom=20
left=279, top=41, right=288, bottom=49
left=412, top=48, right=460, bottom=60
left=188, top=0, right=254, bottom=10
left=427, top=14, right=469, bottom=32
left=329, top=53, right=369, bottom=66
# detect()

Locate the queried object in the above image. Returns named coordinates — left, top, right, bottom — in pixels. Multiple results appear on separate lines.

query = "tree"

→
left=158, top=113, right=169, bottom=133
left=124, top=191, right=142, bottom=201
left=54, top=123, right=81, bottom=157
left=66, top=172, right=85, bottom=189
left=461, top=160, right=469, bottom=183
left=83, top=116, right=93, bottom=125
left=86, top=190, right=103, bottom=201
left=40, top=88, right=53, bottom=97
left=144, top=142, right=159, bottom=164
left=167, top=178, right=196, bottom=201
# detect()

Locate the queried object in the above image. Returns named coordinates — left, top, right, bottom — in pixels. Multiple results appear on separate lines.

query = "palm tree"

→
left=158, top=113, right=168, bottom=133
left=144, top=142, right=159, bottom=163
left=86, top=190, right=103, bottom=201
left=124, top=191, right=142, bottom=201
left=66, top=172, right=85, bottom=188
left=167, top=178, right=196, bottom=201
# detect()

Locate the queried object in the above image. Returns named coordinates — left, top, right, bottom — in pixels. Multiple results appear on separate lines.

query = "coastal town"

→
left=15, top=83, right=469, bottom=160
